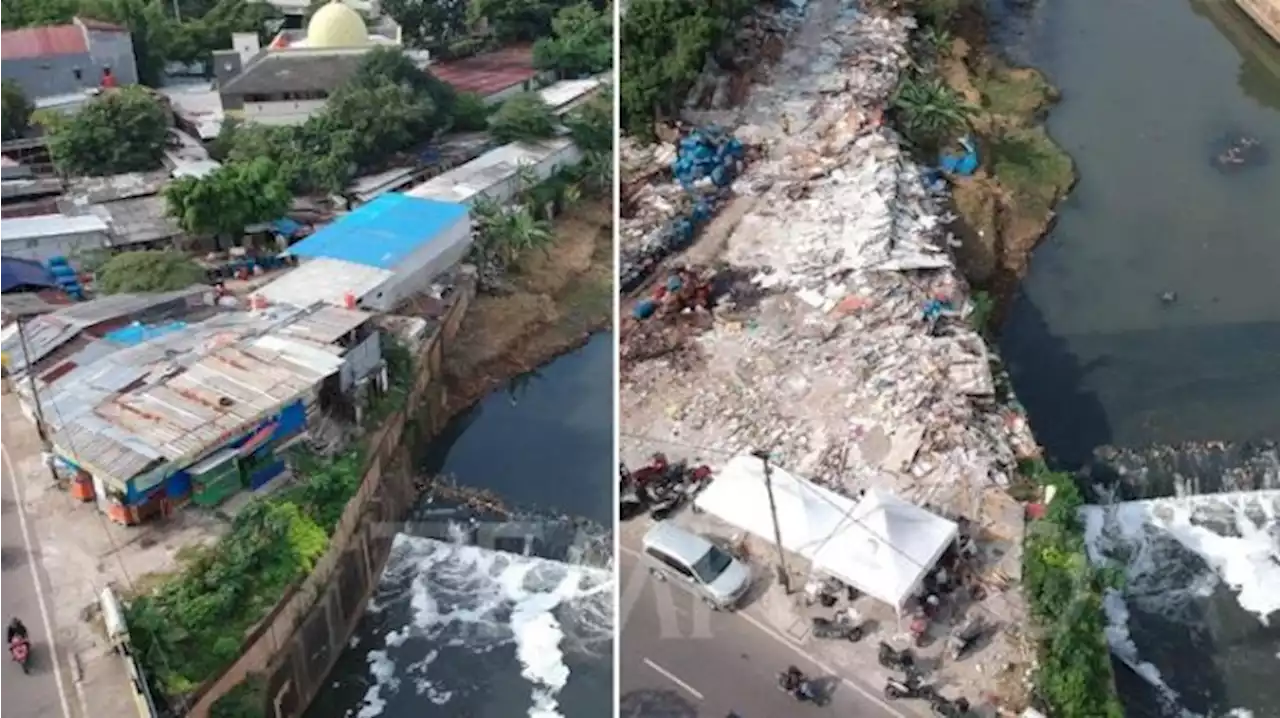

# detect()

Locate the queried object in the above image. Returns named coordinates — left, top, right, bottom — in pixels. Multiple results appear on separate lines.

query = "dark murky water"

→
left=995, top=0, right=1280, bottom=466
left=991, top=1, right=1280, bottom=715
left=306, top=335, right=614, bottom=718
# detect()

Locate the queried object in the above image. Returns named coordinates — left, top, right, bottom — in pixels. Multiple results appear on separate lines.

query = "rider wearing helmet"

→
left=7, top=618, right=28, bottom=645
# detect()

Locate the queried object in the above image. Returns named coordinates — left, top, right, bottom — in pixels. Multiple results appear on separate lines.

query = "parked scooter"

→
left=877, top=641, right=916, bottom=673
left=948, top=615, right=986, bottom=662
left=884, top=675, right=935, bottom=701
left=812, top=608, right=865, bottom=642
left=929, top=694, right=972, bottom=717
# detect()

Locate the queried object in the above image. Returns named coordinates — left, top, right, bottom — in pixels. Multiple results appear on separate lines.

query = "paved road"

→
left=619, top=546, right=907, bottom=718
left=2, top=434, right=74, bottom=718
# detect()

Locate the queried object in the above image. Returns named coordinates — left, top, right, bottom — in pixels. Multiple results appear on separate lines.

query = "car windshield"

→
left=690, top=545, right=734, bottom=584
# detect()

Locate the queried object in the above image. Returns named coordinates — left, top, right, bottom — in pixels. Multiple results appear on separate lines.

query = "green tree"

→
left=95, top=250, right=206, bottom=294
left=351, top=46, right=457, bottom=118
left=46, top=86, right=169, bottom=176
left=321, top=79, right=439, bottom=159
left=468, top=0, right=567, bottom=42
left=165, top=157, right=291, bottom=243
left=382, top=0, right=470, bottom=54
left=475, top=203, right=555, bottom=265
left=451, top=91, right=492, bottom=132
left=564, top=90, right=611, bottom=153
left=2, top=80, right=33, bottom=141
left=532, top=2, right=611, bottom=78
left=620, top=0, right=750, bottom=139
left=78, top=0, right=176, bottom=86
left=0, top=0, right=81, bottom=28
left=488, top=92, right=556, bottom=144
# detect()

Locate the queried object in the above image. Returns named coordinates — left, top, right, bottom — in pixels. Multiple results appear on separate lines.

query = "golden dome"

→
left=306, top=2, right=369, bottom=48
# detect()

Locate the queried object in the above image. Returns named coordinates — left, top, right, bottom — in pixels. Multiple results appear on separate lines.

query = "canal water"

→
left=991, top=1, right=1280, bottom=716
left=305, top=334, right=615, bottom=718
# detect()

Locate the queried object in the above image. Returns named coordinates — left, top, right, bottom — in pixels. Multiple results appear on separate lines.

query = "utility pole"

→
left=752, top=449, right=791, bottom=594
left=15, top=317, right=50, bottom=445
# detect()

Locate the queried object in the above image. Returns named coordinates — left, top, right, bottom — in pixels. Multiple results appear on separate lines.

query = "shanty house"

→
left=256, top=193, right=471, bottom=312
left=0, top=18, right=138, bottom=100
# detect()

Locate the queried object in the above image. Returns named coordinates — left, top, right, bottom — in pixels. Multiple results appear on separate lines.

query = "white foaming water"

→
left=1082, top=490, right=1280, bottom=718
left=353, top=533, right=613, bottom=718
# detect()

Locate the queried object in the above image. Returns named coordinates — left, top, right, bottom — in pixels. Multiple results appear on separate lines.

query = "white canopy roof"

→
left=693, top=455, right=959, bottom=610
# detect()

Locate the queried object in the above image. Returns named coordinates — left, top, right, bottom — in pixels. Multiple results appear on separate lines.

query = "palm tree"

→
left=493, top=206, right=555, bottom=264
left=891, top=74, right=975, bottom=149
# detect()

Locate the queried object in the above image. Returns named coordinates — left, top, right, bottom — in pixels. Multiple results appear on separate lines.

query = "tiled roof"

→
left=1, top=25, right=87, bottom=61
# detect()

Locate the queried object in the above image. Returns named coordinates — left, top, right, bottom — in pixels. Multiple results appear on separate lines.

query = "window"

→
left=646, top=547, right=694, bottom=579
left=691, top=546, right=733, bottom=584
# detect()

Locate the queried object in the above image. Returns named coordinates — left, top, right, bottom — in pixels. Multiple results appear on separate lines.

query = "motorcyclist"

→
left=7, top=618, right=28, bottom=646
left=782, top=665, right=803, bottom=691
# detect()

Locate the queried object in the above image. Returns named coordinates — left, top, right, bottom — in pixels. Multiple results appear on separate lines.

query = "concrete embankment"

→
left=187, top=201, right=613, bottom=717
left=1235, top=0, right=1280, bottom=43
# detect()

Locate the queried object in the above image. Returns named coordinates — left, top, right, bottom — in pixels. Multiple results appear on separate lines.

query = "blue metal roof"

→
left=1, top=256, right=58, bottom=293
left=284, top=194, right=469, bottom=270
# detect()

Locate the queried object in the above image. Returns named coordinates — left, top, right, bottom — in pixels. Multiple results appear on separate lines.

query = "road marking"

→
left=643, top=657, right=704, bottom=701
left=621, top=545, right=907, bottom=717
left=2, top=442, right=75, bottom=718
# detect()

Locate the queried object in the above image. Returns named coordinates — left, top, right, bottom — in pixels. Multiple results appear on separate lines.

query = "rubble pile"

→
left=621, top=5, right=1038, bottom=518
left=619, top=128, right=748, bottom=294
left=620, top=266, right=730, bottom=370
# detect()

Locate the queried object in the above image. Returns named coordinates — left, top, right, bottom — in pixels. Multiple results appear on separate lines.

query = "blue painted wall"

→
left=122, top=399, right=308, bottom=504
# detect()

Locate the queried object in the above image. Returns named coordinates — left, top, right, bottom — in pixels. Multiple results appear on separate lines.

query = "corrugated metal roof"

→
left=430, top=45, right=537, bottom=97
left=0, top=285, right=211, bottom=372
left=0, top=214, right=109, bottom=242
left=538, top=77, right=603, bottom=113
left=284, top=193, right=468, bottom=270
left=276, top=305, right=371, bottom=345
left=52, top=322, right=343, bottom=482
left=406, top=137, right=576, bottom=205
left=255, top=258, right=393, bottom=309
left=1, top=25, right=88, bottom=61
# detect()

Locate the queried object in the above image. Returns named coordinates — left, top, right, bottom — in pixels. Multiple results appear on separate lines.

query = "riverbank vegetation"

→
left=619, top=0, right=753, bottom=139
left=897, top=0, right=1074, bottom=311
left=1020, top=459, right=1126, bottom=718
left=126, top=353, right=413, bottom=708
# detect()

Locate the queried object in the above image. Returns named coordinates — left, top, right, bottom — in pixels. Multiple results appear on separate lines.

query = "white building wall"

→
left=406, top=140, right=584, bottom=206
left=339, top=331, right=382, bottom=391
left=360, top=213, right=472, bottom=312
left=1, top=229, right=110, bottom=266
left=241, top=99, right=328, bottom=126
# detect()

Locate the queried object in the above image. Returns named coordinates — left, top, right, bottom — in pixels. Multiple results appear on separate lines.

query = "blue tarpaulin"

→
left=1, top=257, right=58, bottom=293
left=939, top=136, right=979, bottom=176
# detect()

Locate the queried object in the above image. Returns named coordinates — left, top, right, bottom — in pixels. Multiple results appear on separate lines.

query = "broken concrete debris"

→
left=622, top=5, right=1038, bottom=534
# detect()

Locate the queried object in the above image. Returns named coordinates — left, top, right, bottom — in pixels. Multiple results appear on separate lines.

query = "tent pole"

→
left=752, top=449, right=792, bottom=594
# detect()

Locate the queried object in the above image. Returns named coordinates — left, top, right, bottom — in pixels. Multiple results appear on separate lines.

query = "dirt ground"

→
left=443, top=199, right=614, bottom=408
left=939, top=23, right=1076, bottom=315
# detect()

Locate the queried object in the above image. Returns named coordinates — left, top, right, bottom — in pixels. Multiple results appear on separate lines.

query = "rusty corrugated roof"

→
left=1, top=24, right=88, bottom=61
left=431, top=45, right=537, bottom=97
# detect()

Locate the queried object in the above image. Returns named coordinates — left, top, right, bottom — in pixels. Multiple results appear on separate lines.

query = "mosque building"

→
left=212, top=0, right=406, bottom=126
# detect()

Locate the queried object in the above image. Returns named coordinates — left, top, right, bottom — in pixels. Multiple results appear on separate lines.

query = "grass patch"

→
left=989, top=127, right=1075, bottom=215
left=1020, top=459, right=1126, bottom=718
left=976, top=65, right=1056, bottom=118
left=968, top=290, right=996, bottom=334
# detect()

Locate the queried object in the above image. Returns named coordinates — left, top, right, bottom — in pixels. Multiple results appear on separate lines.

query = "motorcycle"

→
left=929, top=695, right=972, bottom=717
left=10, top=637, right=30, bottom=674
left=776, top=670, right=823, bottom=704
left=877, top=641, right=916, bottom=673
left=814, top=614, right=865, bottom=639
left=884, top=675, right=935, bottom=701
left=948, top=615, right=986, bottom=662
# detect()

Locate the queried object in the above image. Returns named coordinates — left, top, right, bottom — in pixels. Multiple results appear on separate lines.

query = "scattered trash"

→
left=939, top=136, right=979, bottom=177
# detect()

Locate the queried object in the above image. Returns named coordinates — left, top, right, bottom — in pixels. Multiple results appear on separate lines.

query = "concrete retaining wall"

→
left=1235, top=0, right=1280, bottom=43
left=184, top=279, right=475, bottom=717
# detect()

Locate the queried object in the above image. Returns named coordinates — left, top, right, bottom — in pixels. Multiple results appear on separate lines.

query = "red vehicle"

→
left=10, top=637, right=30, bottom=673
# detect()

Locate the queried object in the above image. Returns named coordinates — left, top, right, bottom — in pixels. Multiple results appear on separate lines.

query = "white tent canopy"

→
left=693, top=455, right=959, bottom=611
